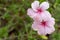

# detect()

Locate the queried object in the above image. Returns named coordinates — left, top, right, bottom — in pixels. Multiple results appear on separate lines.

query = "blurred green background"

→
left=0, top=0, right=60, bottom=40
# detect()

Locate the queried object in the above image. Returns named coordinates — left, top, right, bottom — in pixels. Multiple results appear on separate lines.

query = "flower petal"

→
left=32, top=22, right=41, bottom=31
left=31, top=1, right=39, bottom=11
left=33, top=14, right=42, bottom=22
left=35, top=11, right=51, bottom=22
left=40, top=2, right=49, bottom=10
left=37, top=26, right=46, bottom=35
left=43, top=11, right=51, bottom=18
left=47, top=17, right=55, bottom=26
left=45, top=26, right=55, bottom=34
left=27, top=8, right=36, bottom=18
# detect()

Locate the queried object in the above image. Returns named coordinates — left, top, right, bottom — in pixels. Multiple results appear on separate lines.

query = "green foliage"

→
left=0, top=27, right=8, bottom=38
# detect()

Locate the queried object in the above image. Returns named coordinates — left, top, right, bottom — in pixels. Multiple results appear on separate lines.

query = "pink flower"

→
left=31, top=1, right=49, bottom=12
left=27, top=1, right=55, bottom=35
left=32, top=17, right=55, bottom=35
left=27, top=1, right=51, bottom=21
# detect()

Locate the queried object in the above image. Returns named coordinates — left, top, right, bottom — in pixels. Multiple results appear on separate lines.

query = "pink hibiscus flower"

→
left=27, top=1, right=51, bottom=21
left=32, top=17, right=55, bottom=35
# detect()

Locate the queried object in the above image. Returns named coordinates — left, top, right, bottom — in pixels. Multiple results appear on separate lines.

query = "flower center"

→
left=41, top=21, right=47, bottom=26
left=37, top=8, right=43, bottom=13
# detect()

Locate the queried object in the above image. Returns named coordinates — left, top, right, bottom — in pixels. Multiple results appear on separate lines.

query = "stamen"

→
left=41, top=21, right=47, bottom=27
left=37, top=8, right=43, bottom=13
